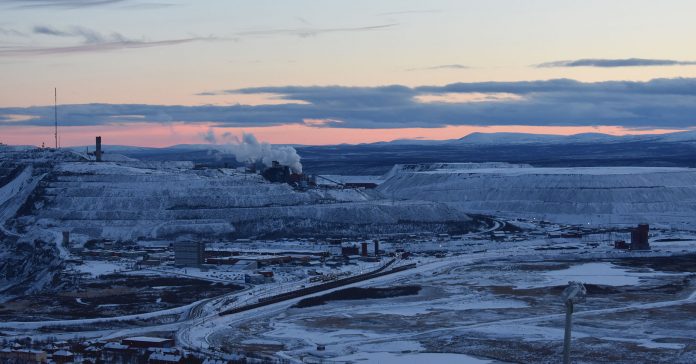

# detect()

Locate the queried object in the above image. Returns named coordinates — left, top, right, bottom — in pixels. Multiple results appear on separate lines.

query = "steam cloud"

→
left=220, top=132, right=303, bottom=174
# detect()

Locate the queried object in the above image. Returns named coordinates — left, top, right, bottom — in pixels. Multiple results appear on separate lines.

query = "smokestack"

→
left=374, top=239, right=379, bottom=256
left=95, top=136, right=102, bottom=162
left=361, top=242, right=368, bottom=257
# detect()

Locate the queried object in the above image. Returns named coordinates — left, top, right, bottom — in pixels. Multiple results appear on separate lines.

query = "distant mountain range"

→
left=57, top=130, right=696, bottom=175
left=456, top=131, right=696, bottom=144
left=374, top=130, right=696, bottom=146
left=62, top=130, right=696, bottom=152
left=297, top=131, right=696, bottom=174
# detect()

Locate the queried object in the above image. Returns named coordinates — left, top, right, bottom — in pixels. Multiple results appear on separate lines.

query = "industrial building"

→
left=262, top=161, right=291, bottom=183
left=614, top=240, right=630, bottom=249
left=245, top=272, right=274, bottom=284
left=0, top=348, right=48, bottom=363
left=173, top=241, right=206, bottom=267
left=630, top=223, right=650, bottom=250
left=344, top=241, right=380, bottom=257
left=122, top=337, right=174, bottom=349
left=261, top=160, right=317, bottom=190
left=614, top=223, right=650, bottom=250
left=341, top=245, right=359, bottom=256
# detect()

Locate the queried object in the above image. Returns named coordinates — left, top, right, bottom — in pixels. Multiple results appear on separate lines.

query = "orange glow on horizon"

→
left=0, top=123, right=687, bottom=148
left=0, top=123, right=683, bottom=147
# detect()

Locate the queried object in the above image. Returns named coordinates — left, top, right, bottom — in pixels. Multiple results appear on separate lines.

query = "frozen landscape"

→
left=1, top=140, right=696, bottom=363
left=4, top=2, right=696, bottom=362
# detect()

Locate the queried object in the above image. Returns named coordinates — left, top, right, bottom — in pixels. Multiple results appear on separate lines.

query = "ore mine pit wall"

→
left=14, top=161, right=474, bottom=240
left=378, top=163, right=696, bottom=228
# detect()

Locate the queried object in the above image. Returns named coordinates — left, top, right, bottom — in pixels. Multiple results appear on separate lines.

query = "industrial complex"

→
left=1, top=139, right=695, bottom=364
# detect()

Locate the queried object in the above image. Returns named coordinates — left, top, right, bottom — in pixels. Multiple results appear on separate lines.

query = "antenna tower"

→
left=54, top=88, right=58, bottom=149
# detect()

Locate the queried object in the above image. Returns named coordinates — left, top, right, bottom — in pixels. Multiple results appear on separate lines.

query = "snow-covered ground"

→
left=379, top=163, right=696, bottom=226
left=3, top=150, right=696, bottom=362
left=331, top=351, right=495, bottom=364
left=1, top=219, right=695, bottom=363
left=528, top=262, right=680, bottom=288
left=72, top=260, right=130, bottom=277
left=185, top=233, right=696, bottom=363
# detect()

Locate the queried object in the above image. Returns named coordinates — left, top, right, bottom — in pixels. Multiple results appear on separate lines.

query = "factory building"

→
left=262, top=161, right=291, bottom=183
left=122, top=337, right=174, bottom=349
left=346, top=241, right=380, bottom=257
left=341, top=245, right=359, bottom=256
left=614, top=240, right=630, bottom=249
left=630, top=223, right=650, bottom=250
left=173, top=241, right=205, bottom=267
left=245, top=273, right=273, bottom=284
left=261, top=160, right=316, bottom=190
left=614, top=223, right=650, bottom=251
left=0, top=349, right=47, bottom=363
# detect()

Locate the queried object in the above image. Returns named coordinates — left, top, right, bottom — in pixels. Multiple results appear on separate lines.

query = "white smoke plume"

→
left=220, top=132, right=303, bottom=173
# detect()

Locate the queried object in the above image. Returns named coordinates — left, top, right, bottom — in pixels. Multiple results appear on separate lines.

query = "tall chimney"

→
left=95, top=136, right=102, bottom=162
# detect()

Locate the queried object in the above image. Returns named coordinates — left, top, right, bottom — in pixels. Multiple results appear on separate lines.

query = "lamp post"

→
left=562, top=281, right=586, bottom=364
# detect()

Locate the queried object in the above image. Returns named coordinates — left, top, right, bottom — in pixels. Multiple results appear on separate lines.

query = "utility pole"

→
left=54, top=88, right=58, bottom=149
left=563, top=298, right=573, bottom=364
left=562, top=281, right=586, bottom=364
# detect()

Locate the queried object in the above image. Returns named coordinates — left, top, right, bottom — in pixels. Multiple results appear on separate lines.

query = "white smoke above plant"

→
left=204, top=129, right=302, bottom=173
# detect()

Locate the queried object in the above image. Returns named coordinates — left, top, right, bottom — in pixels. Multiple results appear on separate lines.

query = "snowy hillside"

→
left=379, top=163, right=696, bottom=225
left=0, top=149, right=478, bottom=299
left=5, top=156, right=471, bottom=240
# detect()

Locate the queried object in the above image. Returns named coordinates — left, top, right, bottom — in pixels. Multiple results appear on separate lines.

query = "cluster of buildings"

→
left=63, top=233, right=399, bottom=293
left=258, top=160, right=378, bottom=190
left=544, top=223, right=652, bottom=251
left=63, top=236, right=170, bottom=269
left=614, top=223, right=651, bottom=251
left=0, top=336, right=245, bottom=364
left=173, top=241, right=316, bottom=268
left=340, top=239, right=381, bottom=258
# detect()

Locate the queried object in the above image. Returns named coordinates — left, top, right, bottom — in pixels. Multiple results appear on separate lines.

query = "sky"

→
left=2, top=0, right=696, bottom=147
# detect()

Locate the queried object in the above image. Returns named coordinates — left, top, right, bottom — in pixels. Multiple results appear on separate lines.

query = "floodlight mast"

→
left=562, top=281, right=586, bottom=364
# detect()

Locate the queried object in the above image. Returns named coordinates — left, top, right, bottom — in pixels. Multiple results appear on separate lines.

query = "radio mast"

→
left=54, top=88, right=58, bottom=149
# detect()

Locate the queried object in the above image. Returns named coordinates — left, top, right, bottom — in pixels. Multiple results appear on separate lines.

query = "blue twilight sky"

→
left=2, top=0, right=696, bottom=146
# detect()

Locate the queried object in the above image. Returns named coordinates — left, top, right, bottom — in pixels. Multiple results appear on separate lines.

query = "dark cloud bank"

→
left=3, top=78, right=696, bottom=129
left=537, top=58, right=696, bottom=68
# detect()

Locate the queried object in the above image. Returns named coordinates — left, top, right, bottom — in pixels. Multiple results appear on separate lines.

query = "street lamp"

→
left=561, top=281, right=586, bottom=364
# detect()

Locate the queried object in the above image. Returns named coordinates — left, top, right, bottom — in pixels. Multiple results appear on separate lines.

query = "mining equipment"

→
left=261, top=161, right=316, bottom=189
